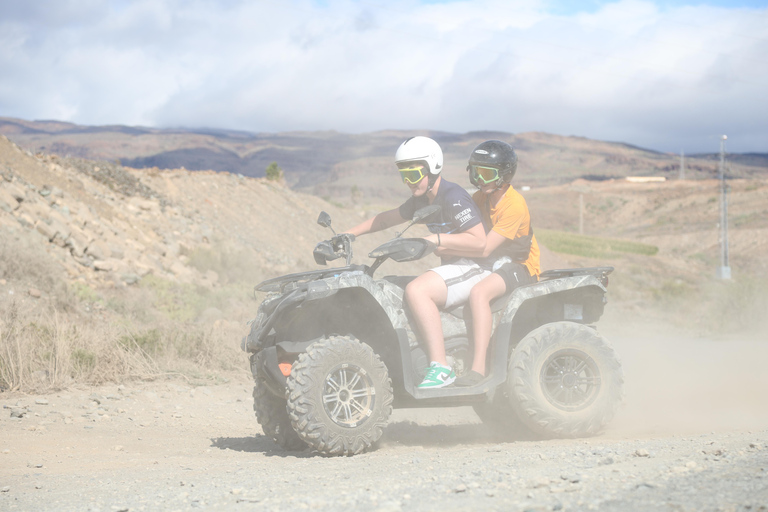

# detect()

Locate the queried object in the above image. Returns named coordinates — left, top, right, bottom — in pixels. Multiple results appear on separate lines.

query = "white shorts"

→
left=429, top=259, right=491, bottom=310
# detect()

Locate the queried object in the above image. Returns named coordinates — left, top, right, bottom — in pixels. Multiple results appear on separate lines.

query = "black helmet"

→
left=467, top=140, right=518, bottom=188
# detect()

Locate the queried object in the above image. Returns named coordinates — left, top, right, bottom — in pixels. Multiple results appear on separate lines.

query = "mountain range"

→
left=2, top=116, right=766, bottom=205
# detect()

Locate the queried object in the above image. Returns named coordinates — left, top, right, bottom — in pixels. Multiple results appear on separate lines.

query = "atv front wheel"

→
left=286, top=336, right=393, bottom=456
left=507, top=321, right=623, bottom=438
left=252, top=365, right=307, bottom=451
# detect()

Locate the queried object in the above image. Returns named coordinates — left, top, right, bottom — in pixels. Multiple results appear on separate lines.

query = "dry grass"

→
left=0, top=304, right=154, bottom=391
left=609, top=262, right=768, bottom=338
left=0, top=301, right=245, bottom=392
left=694, top=276, right=768, bottom=338
left=0, top=229, right=248, bottom=393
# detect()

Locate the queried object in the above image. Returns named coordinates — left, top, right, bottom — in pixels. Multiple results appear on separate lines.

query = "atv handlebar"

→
left=332, top=233, right=355, bottom=252
left=313, top=205, right=440, bottom=273
left=313, top=233, right=356, bottom=266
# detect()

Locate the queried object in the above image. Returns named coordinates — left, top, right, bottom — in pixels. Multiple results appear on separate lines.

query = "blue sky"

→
left=1, top=0, right=766, bottom=153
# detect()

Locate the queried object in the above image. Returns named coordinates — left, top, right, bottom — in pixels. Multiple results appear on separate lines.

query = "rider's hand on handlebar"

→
left=423, top=234, right=443, bottom=255
left=331, top=233, right=355, bottom=252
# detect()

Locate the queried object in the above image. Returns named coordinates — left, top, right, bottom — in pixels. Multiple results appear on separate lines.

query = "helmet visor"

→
left=398, top=164, right=427, bottom=185
left=470, top=165, right=501, bottom=185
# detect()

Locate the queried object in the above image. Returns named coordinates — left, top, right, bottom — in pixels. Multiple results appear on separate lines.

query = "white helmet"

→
left=395, top=136, right=443, bottom=176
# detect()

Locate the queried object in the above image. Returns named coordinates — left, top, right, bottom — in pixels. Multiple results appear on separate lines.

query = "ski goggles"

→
left=397, top=164, right=427, bottom=185
left=469, top=164, right=501, bottom=185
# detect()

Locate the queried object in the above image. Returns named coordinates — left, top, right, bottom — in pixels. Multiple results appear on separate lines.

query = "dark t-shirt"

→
left=398, top=178, right=482, bottom=264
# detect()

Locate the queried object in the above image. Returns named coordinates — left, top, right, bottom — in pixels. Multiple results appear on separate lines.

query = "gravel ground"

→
left=2, top=330, right=767, bottom=512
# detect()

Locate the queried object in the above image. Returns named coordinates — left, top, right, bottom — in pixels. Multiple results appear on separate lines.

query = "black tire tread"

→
left=252, top=370, right=307, bottom=451
left=507, top=321, right=624, bottom=438
left=286, top=336, right=393, bottom=456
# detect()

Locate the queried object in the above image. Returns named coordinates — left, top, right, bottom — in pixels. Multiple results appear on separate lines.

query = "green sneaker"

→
left=418, top=362, right=456, bottom=389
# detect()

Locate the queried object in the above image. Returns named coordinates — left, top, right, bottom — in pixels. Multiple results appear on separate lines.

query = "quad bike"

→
left=242, top=206, right=623, bottom=456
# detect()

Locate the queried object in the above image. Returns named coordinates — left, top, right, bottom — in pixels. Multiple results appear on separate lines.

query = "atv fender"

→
left=322, top=271, right=411, bottom=331
left=251, top=338, right=326, bottom=399
left=499, top=274, right=608, bottom=326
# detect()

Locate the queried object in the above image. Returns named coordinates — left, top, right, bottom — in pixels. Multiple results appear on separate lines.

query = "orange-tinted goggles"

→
left=469, top=164, right=500, bottom=184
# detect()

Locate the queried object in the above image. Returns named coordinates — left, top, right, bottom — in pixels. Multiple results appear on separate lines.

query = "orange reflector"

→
left=278, top=363, right=292, bottom=376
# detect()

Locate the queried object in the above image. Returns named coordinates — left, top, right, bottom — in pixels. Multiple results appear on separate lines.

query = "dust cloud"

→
left=378, top=318, right=768, bottom=447
left=603, top=320, right=768, bottom=437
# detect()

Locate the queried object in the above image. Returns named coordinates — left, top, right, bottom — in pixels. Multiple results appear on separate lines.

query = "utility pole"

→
left=679, top=150, right=685, bottom=180
left=717, top=135, right=731, bottom=279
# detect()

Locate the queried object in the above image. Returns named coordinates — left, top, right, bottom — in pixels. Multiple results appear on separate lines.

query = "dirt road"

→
left=2, top=324, right=767, bottom=511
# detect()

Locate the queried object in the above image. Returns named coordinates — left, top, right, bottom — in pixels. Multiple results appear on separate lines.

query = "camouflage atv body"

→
left=242, top=212, right=623, bottom=456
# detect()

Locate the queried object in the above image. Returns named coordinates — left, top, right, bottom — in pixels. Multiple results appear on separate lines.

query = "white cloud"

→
left=0, top=0, right=766, bottom=152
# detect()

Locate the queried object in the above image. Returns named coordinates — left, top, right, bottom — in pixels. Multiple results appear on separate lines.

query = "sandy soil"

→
left=1, top=321, right=767, bottom=512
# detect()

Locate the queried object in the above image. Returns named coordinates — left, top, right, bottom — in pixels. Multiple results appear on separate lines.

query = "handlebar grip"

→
left=331, top=233, right=355, bottom=251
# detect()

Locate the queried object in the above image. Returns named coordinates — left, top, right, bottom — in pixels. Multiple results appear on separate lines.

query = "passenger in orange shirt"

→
left=434, top=140, right=540, bottom=386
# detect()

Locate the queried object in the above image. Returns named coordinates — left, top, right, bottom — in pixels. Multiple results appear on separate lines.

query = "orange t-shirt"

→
left=472, top=186, right=541, bottom=277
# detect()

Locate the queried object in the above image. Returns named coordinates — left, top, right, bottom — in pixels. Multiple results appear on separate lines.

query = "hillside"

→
left=0, top=135, right=433, bottom=392
left=3, top=117, right=767, bottom=208
left=1, top=133, right=767, bottom=394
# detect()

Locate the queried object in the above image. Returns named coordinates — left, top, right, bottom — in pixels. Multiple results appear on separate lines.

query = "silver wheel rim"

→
left=322, top=363, right=375, bottom=428
left=540, top=349, right=601, bottom=411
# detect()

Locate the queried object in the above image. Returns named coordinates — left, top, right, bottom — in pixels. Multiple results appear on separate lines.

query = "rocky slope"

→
left=0, top=134, right=433, bottom=296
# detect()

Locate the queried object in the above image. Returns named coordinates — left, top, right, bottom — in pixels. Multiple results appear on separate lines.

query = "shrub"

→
left=698, top=275, right=768, bottom=336
left=71, top=348, right=96, bottom=373
left=265, top=161, right=283, bottom=181
left=0, top=302, right=244, bottom=392
left=0, top=230, right=61, bottom=288
left=186, top=244, right=263, bottom=286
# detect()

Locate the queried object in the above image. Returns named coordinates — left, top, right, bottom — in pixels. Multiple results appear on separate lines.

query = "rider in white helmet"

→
left=344, top=136, right=488, bottom=389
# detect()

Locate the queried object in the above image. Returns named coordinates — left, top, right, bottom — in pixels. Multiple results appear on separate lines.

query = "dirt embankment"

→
left=0, top=135, right=433, bottom=393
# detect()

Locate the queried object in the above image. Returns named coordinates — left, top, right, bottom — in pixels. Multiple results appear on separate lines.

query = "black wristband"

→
left=437, top=233, right=441, bottom=247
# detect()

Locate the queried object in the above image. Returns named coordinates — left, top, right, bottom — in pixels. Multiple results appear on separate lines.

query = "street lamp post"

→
left=717, top=135, right=731, bottom=279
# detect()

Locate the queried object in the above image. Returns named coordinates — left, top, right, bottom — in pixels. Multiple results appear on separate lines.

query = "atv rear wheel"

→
left=252, top=366, right=307, bottom=451
left=286, top=336, right=393, bottom=456
left=507, top=321, right=623, bottom=438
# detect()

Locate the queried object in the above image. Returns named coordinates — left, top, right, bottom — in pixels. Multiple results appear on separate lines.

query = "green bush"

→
left=71, top=348, right=96, bottom=373
left=265, top=161, right=283, bottom=181
left=120, top=329, right=163, bottom=356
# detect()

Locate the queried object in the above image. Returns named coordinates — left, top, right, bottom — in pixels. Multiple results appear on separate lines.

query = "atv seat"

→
left=385, top=275, right=535, bottom=318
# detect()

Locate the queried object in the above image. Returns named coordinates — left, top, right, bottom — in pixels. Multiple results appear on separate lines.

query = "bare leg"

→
left=468, top=273, right=507, bottom=376
left=404, top=271, right=448, bottom=365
